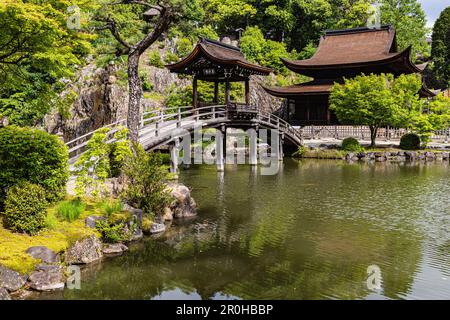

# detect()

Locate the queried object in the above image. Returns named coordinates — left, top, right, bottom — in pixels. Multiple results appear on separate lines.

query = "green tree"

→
left=123, top=144, right=171, bottom=217
left=0, top=0, right=93, bottom=126
left=329, top=73, right=424, bottom=147
left=380, top=0, right=429, bottom=59
left=240, top=26, right=290, bottom=74
left=431, top=7, right=450, bottom=89
left=93, top=0, right=200, bottom=143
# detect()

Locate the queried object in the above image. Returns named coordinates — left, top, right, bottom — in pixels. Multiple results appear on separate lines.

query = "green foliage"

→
left=109, top=127, right=133, bottom=178
left=123, top=144, right=171, bottom=217
left=139, top=70, right=153, bottom=92
left=400, top=133, right=421, bottom=150
left=240, top=26, right=290, bottom=74
left=164, top=52, right=180, bottom=64
left=57, top=199, right=85, bottom=222
left=3, top=182, right=48, bottom=235
left=176, top=38, right=193, bottom=58
left=95, top=220, right=128, bottom=243
left=431, top=7, right=450, bottom=89
left=165, top=80, right=244, bottom=108
left=193, top=25, right=219, bottom=40
left=292, top=146, right=307, bottom=158
left=74, top=128, right=111, bottom=197
left=102, top=199, right=124, bottom=218
left=75, top=126, right=131, bottom=196
left=148, top=50, right=164, bottom=68
left=0, top=126, right=69, bottom=205
left=380, top=0, right=429, bottom=59
left=341, top=137, right=364, bottom=152
left=0, top=0, right=94, bottom=126
left=330, top=73, right=424, bottom=146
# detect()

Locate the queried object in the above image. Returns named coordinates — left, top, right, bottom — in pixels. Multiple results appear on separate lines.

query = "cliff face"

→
left=45, top=62, right=128, bottom=142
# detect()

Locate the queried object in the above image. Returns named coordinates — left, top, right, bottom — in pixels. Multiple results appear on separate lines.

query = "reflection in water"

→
left=41, top=160, right=450, bottom=300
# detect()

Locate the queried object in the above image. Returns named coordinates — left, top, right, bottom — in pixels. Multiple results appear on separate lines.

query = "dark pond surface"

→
left=42, top=159, right=450, bottom=300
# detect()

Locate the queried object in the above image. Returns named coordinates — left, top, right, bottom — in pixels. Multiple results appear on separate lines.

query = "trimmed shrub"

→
left=57, top=199, right=85, bottom=222
left=123, top=144, right=171, bottom=217
left=3, top=182, right=48, bottom=235
left=400, top=133, right=421, bottom=150
left=0, top=126, right=69, bottom=205
left=96, top=220, right=128, bottom=243
left=341, top=137, right=364, bottom=152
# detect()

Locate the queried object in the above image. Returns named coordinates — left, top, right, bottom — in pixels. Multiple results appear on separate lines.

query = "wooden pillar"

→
left=170, top=139, right=179, bottom=175
left=192, top=77, right=198, bottom=109
left=279, top=134, right=284, bottom=162
left=214, top=80, right=219, bottom=104
left=245, top=79, right=250, bottom=107
left=216, top=128, right=225, bottom=172
left=249, top=128, right=257, bottom=166
left=225, top=79, right=231, bottom=106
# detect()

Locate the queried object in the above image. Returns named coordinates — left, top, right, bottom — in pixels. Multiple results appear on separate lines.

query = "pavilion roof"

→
left=166, top=38, right=272, bottom=81
left=262, top=81, right=333, bottom=97
left=281, top=25, right=424, bottom=78
left=263, top=80, right=436, bottom=99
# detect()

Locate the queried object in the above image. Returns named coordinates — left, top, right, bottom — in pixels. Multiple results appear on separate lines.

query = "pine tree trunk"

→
left=127, top=52, right=142, bottom=143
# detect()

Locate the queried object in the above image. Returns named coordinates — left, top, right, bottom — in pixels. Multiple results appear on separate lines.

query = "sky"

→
left=418, top=0, right=450, bottom=27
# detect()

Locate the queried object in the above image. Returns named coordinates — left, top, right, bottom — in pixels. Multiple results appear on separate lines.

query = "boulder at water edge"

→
left=166, top=182, right=197, bottom=218
left=102, top=243, right=128, bottom=254
left=65, top=235, right=103, bottom=264
left=0, top=265, right=26, bottom=292
left=28, top=265, right=64, bottom=291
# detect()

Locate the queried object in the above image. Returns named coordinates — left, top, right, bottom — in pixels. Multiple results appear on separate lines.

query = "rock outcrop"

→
left=45, top=61, right=128, bottom=142
left=0, top=265, right=26, bottom=292
left=28, top=265, right=64, bottom=291
left=0, top=287, right=11, bottom=300
left=102, top=243, right=128, bottom=255
left=65, top=235, right=103, bottom=265
left=165, top=182, right=197, bottom=219
left=26, top=246, right=59, bottom=264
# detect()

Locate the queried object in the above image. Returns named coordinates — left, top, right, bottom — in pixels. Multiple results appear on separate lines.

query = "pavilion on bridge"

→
left=166, top=37, right=272, bottom=116
left=263, top=25, right=435, bottom=126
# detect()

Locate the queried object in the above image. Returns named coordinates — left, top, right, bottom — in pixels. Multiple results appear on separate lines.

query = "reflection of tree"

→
left=58, top=159, right=450, bottom=300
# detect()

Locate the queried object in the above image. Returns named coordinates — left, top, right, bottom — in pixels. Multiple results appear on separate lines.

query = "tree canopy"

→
left=431, top=7, right=450, bottom=89
left=380, top=0, right=429, bottom=59
left=0, top=0, right=94, bottom=126
left=329, top=73, right=450, bottom=146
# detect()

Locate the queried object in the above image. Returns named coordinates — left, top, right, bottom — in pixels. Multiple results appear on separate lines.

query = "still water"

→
left=48, top=160, right=450, bottom=299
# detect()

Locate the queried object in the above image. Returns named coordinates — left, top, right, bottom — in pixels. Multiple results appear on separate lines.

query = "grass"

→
left=101, top=199, right=124, bottom=217
left=57, top=198, right=85, bottom=222
left=0, top=197, right=105, bottom=274
left=301, top=148, right=347, bottom=159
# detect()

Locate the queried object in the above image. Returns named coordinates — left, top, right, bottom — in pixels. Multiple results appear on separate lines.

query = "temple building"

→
left=166, top=38, right=272, bottom=112
left=263, top=25, right=435, bottom=126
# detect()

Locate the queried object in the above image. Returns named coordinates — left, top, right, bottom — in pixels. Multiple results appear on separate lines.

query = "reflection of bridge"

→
left=66, top=105, right=303, bottom=172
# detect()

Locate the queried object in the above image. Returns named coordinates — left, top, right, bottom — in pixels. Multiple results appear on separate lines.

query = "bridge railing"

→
left=66, top=104, right=303, bottom=160
left=256, top=110, right=303, bottom=144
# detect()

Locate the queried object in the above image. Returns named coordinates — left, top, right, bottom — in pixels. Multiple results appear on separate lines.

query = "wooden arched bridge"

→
left=65, top=105, right=303, bottom=172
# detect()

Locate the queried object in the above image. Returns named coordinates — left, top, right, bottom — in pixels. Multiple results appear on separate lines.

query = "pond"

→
left=40, top=159, right=450, bottom=300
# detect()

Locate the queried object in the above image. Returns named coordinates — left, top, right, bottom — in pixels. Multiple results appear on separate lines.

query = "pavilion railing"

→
left=299, top=125, right=450, bottom=143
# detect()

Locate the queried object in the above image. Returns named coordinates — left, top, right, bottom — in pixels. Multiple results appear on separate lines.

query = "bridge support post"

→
left=249, top=128, right=257, bottom=166
left=170, top=138, right=179, bottom=175
left=278, top=133, right=284, bottom=162
left=216, top=129, right=225, bottom=172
